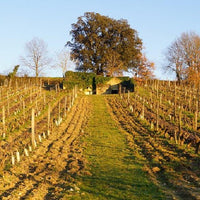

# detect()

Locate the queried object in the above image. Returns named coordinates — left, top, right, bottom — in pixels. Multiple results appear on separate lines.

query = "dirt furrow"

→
left=0, top=97, right=89, bottom=200
left=106, top=96, right=200, bottom=200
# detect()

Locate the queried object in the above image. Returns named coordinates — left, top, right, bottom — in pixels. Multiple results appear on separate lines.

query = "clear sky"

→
left=1, top=0, right=200, bottom=79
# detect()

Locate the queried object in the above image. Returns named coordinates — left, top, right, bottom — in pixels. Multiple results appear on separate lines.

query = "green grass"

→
left=69, top=95, right=166, bottom=200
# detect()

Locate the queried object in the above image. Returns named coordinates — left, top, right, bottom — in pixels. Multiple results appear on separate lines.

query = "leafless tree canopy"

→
left=165, top=39, right=186, bottom=81
left=57, top=49, right=71, bottom=77
left=21, top=37, right=51, bottom=77
left=165, top=31, right=200, bottom=84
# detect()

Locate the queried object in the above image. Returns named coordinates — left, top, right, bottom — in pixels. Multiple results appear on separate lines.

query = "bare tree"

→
left=165, top=31, right=200, bottom=85
left=180, top=32, right=200, bottom=85
left=165, top=39, right=186, bottom=83
left=56, top=49, right=71, bottom=77
left=21, top=37, right=51, bottom=77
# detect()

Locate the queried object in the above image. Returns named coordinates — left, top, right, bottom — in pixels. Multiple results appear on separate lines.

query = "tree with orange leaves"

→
left=132, top=54, right=155, bottom=79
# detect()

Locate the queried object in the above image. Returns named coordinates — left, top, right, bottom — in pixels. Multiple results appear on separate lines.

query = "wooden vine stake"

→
left=140, top=99, right=145, bottom=120
left=7, top=91, right=9, bottom=100
left=68, top=95, right=71, bottom=111
left=133, top=94, right=136, bottom=112
left=43, top=93, right=46, bottom=105
left=194, top=86, right=199, bottom=131
left=156, top=102, right=159, bottom=131
left=31, top=108, right=36, bottom=148
left=15, top=79, right=18, bottom=90
left=7, top=98, right=10, bottom=116
left=194, top=103, right=198, bottom=131
left=35, top=98, right=38, bottom=113
left=70, top=94, right=73, bottom=108
left=188, top=93, right=191, bottom=111
left=156, top=80, right=159, bottom=99
left=29, top=145, right=32, bottom=152
left=42, top=132, right=46, bottom=139
left=72, top=87, right=75, bottom=105
left=2, top=106, right=5, bottom=136
left=119, top=84, right=122, bottom=98
left=174, top=81, right=177, bottom=123
left=184, top=87, right=187, bottom=101
left=40, top=80, right=42, bottom=96
left=150, top=121, right=154, bottom=130
left=150, top=91, right=152, bottom=103
left=30, top=87, right=32, bottom=103
left=24, top=148, right=29, bottom=156
left=58, top=100, right=61, bottom=120
left=123, top=87, right=126, bottom=99
left=72, top=86, right=75, bottom=100
left=127, top=90, right=130, bottom=104
left=23, top=100, right=25, bottom=120
left=160, top=94, right=162, bottom=105
left=55, top=84, right=58, bottom=93
left=75, top=85, right=78, bottom=98
left=38, top=134, right=42, bottom=142
left=178, top=106, right=182, bottom=145
left=11, top=153, right=15, bottom=165
left=73, top=86, right=75, bottom=100
left=48, top=104, right=51, bottom=135
left=64, top=96, right=67, bottom=117
left=16, top=150, right=20, bottom=162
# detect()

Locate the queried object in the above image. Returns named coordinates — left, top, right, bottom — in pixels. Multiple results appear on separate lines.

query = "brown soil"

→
left=0, top=96, right=90, bottom=200
left=106, top=95, right=200, bottom=200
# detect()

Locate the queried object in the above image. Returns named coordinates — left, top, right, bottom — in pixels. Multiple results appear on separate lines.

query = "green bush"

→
left=64, top=71, right=135, bottom=92
left=64, top=71, right=95, bottom=90
left=95, top=76, right=112, bottom=86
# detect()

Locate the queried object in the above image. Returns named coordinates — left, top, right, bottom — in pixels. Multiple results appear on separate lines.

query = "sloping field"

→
left=1, top=82, right=200, bottom=199
left=0, top=96, right=89, bottom=199
left=72, top=95, right=167, bottom=200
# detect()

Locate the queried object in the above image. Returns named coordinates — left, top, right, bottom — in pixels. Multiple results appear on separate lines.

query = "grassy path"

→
left=74, top=95, right=166, bottom=199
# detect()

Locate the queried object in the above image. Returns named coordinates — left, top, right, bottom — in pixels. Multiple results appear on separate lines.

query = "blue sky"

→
left=0, top=0, right=200, bottom=79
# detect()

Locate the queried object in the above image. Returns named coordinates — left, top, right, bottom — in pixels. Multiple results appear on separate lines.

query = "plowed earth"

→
left=1, top=94, right=200, bottom=200
left=0, top=97, right=89, bottom=200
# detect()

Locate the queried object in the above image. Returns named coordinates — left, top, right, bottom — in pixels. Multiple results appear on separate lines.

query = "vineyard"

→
left=0, top=78, right=90, bottom=199
left=0, top=78, right=200, bottom=199
left=106, top=80, right=200, bottom=199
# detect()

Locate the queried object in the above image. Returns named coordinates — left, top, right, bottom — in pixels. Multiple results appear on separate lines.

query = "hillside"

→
left=0, top=79, right=200, bottom=199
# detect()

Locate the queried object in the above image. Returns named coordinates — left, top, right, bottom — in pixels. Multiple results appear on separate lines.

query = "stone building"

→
left=96, top=77, right=123, bottom=95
